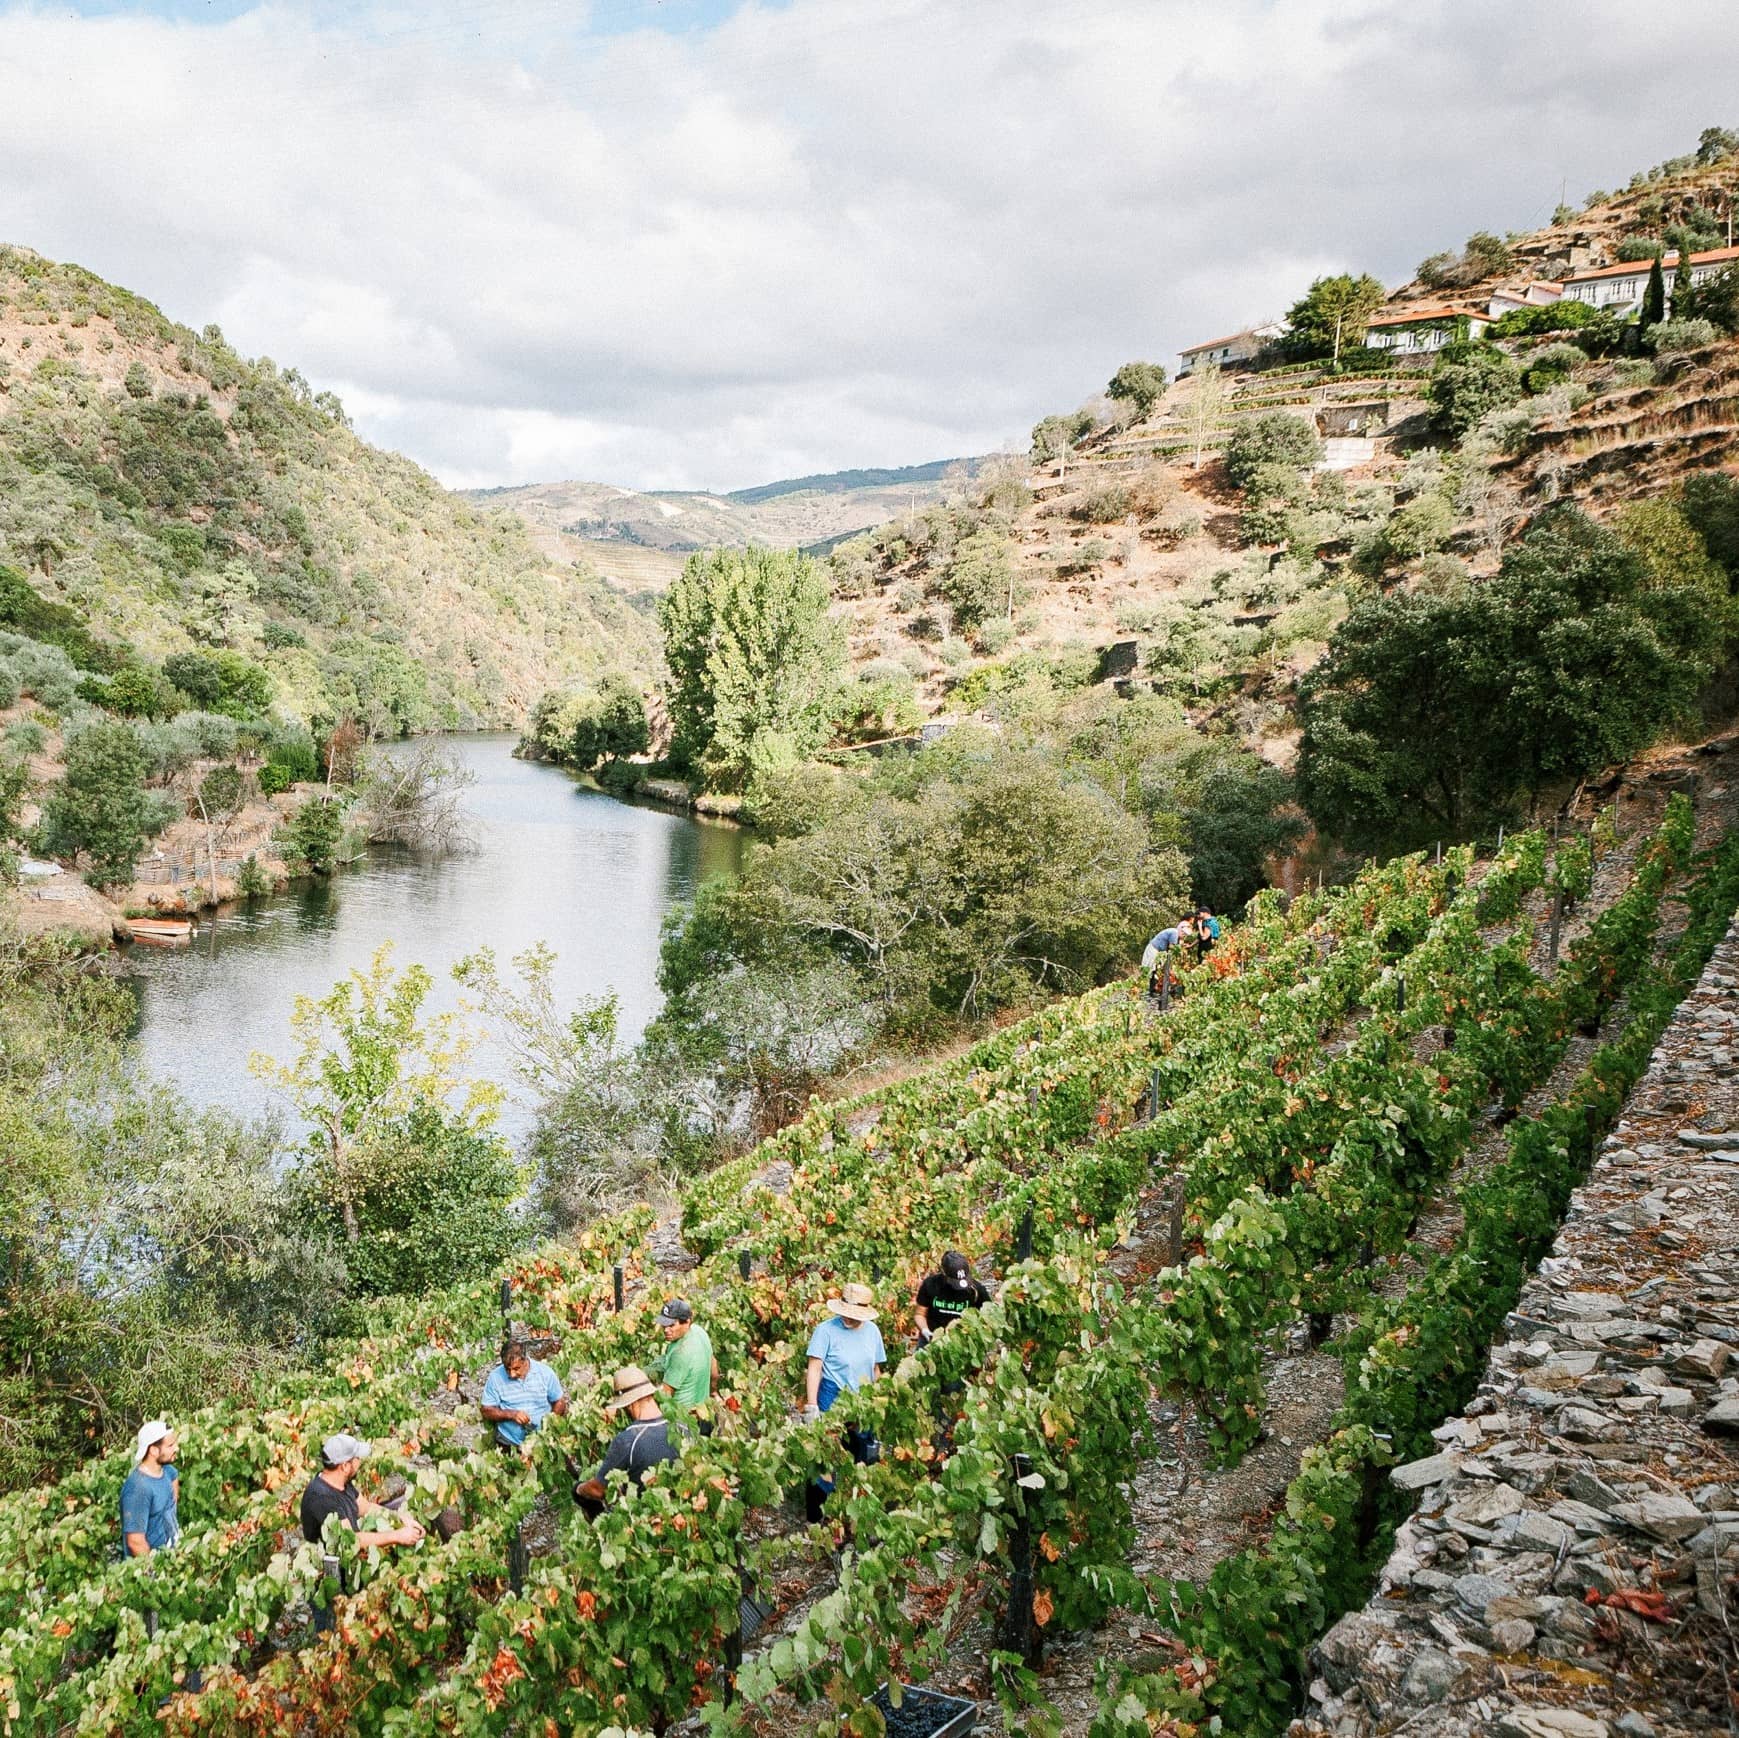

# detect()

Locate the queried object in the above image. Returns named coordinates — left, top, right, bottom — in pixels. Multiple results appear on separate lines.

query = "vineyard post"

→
left=995, top=1453, right=1043, bottom=1667
left=1158, top=954, right=1172, bottom=1012
left=1017, top=1207, right=1034, bottom=1262
left=612, top=1264, right=624, bottom=1312
left=1549, top=888, right=1564, bottom=965
left=1435, top=840, right=1441, bottom=866
left=1167, top=1175, right=1184, bottom=1266
left=1496, top=823, right=1505, bottom=852
left=1148, top=1067, right=1161, bottom=1122
left=508, top=1522, right=528, bottom=1594
left=738, top=1249, right=752, bottom=1282
left=499, top=1277, right=513, bottom=1343
left=1397, top=973, right=1406, bottom=1016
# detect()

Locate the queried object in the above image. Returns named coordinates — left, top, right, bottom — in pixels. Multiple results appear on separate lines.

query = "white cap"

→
left=135, top=1421, right=170, bottom=1464
left=321, top=1433, right=371, bottom=1466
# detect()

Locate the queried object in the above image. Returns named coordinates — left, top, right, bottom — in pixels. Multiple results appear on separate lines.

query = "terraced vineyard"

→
left=4, top=799, right=1737, bottom=1737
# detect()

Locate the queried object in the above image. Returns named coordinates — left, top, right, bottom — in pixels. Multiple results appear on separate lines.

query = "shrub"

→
left=122, top=361, right=152, bottom=398
left=1616, top=234, right=1664, bottom=261
left=1072, top=483, right=1132, bottom=523
left=282, top=793, right=347, bottom=874
left=939, top=530, right=1021, bottom=629
left=1487, top=299, right=1600, bottom=339
left=1646, top=317, right=1719, bottom=354
left=1386, top=493, right=1455, bottom=560
left=1429, top=343, right=1524, bottom=436
left=1523, top=341, right=1588, bottom=393
left=236, top=854, right=270, bottom=899
left=0, top=632, right=82, bottom=709
left=1223, top=413, right=1323, bottom=489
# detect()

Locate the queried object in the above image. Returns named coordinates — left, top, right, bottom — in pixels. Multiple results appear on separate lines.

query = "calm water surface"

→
left=123, top=735, right=744, bottom=1137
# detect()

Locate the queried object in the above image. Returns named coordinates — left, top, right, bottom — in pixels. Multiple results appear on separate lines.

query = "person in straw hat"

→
left=802, top=1282, right=886, bottom=1521
left=574, top=1365, right=681, bottom=1515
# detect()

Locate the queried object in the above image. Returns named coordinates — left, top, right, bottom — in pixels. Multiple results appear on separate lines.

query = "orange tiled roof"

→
left=1566, top=243, right=1739, bottom=285
left=1180, top=328, right=1268, bottom=355
left=1367, top=305, right=1483, bottom=326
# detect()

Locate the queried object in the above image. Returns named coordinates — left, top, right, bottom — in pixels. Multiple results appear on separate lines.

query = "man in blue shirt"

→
left=480, top=1339, right=568, bottom=1451
left=120, top=1420, right=180, bottom=1558
left=802, top=1284, right=886, bottom=1522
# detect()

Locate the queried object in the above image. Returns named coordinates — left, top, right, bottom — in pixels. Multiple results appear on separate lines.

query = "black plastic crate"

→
left=870, top=1682, right=977, bottom=1738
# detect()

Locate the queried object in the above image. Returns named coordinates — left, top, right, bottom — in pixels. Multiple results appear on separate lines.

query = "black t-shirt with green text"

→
left=916, top=1273, right=988, bottom=1332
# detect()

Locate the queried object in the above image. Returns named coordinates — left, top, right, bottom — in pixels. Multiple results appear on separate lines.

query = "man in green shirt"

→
left=653, top=1298, right=717, bottom=1417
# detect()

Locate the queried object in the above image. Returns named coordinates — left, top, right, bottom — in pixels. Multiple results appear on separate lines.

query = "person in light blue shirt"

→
left=802, top=1284, right=887, bottom=1523
left=480, top=1339, right=568, bottom=1450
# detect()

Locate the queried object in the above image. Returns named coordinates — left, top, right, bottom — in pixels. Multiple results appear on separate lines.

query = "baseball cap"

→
left=321, top=1433, right=371, bottom=1466
left=135, top=1420, right=171, bottom=1464
left=657, top=1298, right=693, bottom=1326
left=941, top=1251, right=971, bottom=1287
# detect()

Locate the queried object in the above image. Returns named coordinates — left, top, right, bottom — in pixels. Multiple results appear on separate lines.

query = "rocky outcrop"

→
left=1296, top=923, right=1739, bottom=1738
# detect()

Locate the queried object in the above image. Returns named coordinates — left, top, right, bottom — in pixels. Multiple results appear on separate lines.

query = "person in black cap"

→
left=914, top=1252, right=989, bottom=1345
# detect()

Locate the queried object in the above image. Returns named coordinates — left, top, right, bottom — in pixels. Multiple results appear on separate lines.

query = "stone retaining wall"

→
left=1295, top=920, right=1739, bottom=1738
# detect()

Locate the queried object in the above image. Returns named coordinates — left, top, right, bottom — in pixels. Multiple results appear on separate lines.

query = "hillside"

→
left=816, top=135, right=1739, bottom=783
left=0, top=246, right=655, bottom=731
left=466, top=457, right=981, bottom=586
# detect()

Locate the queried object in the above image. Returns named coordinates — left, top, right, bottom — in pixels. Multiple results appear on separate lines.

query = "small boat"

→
left=128, top=917, right=196, bottom=944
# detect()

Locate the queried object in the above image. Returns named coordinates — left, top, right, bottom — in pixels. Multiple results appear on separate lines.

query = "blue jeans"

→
left=807, top=1379, right=877, bottom=1521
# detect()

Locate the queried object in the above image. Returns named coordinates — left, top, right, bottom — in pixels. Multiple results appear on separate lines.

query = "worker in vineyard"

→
left=1193, top=906, right=1222, bottom=957
left=120, top=1420, right=181, bottom=1558
left=299, top=1435, right=425, bottom=1552
left=481, top=1337, right=569, bottom=1452
left=802, top=1282, right=886, bottom=1522
left=914, top=1252, right=989, bottom=1344
left=574, top=1365, right=681, bottom=1515
left=1140, top=917, right=1196, bottom=995
left=652, top=1298, right=718, bottom=1419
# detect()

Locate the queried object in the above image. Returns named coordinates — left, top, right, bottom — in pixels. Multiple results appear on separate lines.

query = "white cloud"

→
left=1, top=0, right=1735, bottom=490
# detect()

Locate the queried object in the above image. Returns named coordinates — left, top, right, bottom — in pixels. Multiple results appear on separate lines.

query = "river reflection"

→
left=122, top=735, right=744, bottom=1138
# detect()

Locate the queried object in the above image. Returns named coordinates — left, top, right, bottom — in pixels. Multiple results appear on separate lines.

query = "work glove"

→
left=801, top=1404, right=821, bottom=1425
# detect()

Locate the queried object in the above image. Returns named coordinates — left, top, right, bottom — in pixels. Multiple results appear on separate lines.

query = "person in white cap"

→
left=298, top=1434, right=424, bottom=1551
left=573, top=1366, right=680, bottom=1515
left=121, top=1421, right=180, bottom=1558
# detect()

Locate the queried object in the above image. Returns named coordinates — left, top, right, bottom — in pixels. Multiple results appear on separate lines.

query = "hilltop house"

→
left=1363, top=305, right=1491, bottom=355
left=1562, top=243, right=1739, bottom=313
left=1486, top=280, right=1563, bottom=318
left=1177, top=322, right=1283, bottom=374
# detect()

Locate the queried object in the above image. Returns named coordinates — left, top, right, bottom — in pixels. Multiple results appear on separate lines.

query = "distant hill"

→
left=464, top=457, right=986, bottom=579
left=0, top=246, right=655, bottom=729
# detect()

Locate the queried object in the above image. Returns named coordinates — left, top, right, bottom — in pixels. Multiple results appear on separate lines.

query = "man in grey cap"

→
left=299, top=1434, right=424, bottom=1552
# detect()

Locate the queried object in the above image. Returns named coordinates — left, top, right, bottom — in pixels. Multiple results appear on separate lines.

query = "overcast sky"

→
left=2, top=1, right=1736, bottom=492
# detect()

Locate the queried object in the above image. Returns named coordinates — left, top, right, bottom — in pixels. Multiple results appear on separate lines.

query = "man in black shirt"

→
left=915, top=1252, right=989, bottom=1345
left=574, top=1366, right=682, bottom=1515
left=299, top=1433, right=424, bottom=1551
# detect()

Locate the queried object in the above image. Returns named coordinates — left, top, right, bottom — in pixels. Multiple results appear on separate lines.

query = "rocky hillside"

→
left=0, top=246, right=655, bottom=730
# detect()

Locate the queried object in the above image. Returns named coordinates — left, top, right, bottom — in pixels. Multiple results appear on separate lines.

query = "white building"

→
left=1176, top=322, right=1284, bottom=374
left=1562, top=244, right=1739, bottom=314
left=1486, top=280, right=1564, bottom=318
left=1363, top=305, right=1491, bottom=355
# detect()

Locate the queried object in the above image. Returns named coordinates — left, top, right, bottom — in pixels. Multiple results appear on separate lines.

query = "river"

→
left=122, top=734, right=745, bottom=1139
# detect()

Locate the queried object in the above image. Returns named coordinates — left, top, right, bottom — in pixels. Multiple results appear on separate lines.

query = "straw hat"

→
left=603, top=1364, right=659, bottom=1413
left=822, top=1282, right=879, bottom=1323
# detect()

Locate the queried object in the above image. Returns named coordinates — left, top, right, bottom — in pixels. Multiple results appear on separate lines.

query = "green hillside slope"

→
left=0, top=246, right=654, bottom=731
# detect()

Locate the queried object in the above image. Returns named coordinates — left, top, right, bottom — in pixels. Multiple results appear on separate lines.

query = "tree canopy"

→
left=1298, top=508, right=1728, bottom=851
left=658, top=547, right=844, bottom=789
left=1282, top=273, right=1386, bottom=361
left=1106, top=361, right=1168, bottom=418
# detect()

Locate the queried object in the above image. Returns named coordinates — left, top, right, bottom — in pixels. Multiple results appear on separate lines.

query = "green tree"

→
left=1673, top=248, right=1695, bottom=315
left=1679, top=471, right=1739, bottom=582
left=284, top=792, right=347, bottom=874
left=1298, top=508, right=1726, bottom=851
left=1106, top=361, right=1168, bottom=419
left=1223, top=413, right=1323, bottom=489
left=123, top=360, right=152, bottom=399
left=657, top=547, right=845, bottom=788
left=1679, top=263, right=1739, bottom=334
left=1696, top=125, right=1739, bottom=163
left=1639, top=254, right=1667, bottom=332
left=252, top=943, right=507, bottom=1252
left=0, top=758, right=27, bottom=885
left=1282, top=273, right=1386, bottom=363
left=163, top=649, right=272, bottom=719
left=1386, top=493, right=1455, bottom=561
left=940, top=530, right=1022, bottom=629
left=529, top=675, right=650, bottom=772
left=1030, top=409, right=1098, bottom=473
left=39, top=720, right=154, bottom=888
left=1428, top=343, right=1524, bottom=436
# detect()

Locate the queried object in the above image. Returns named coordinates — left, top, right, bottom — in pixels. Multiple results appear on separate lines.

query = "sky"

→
left=3, top=0, right=1737, bottom=492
